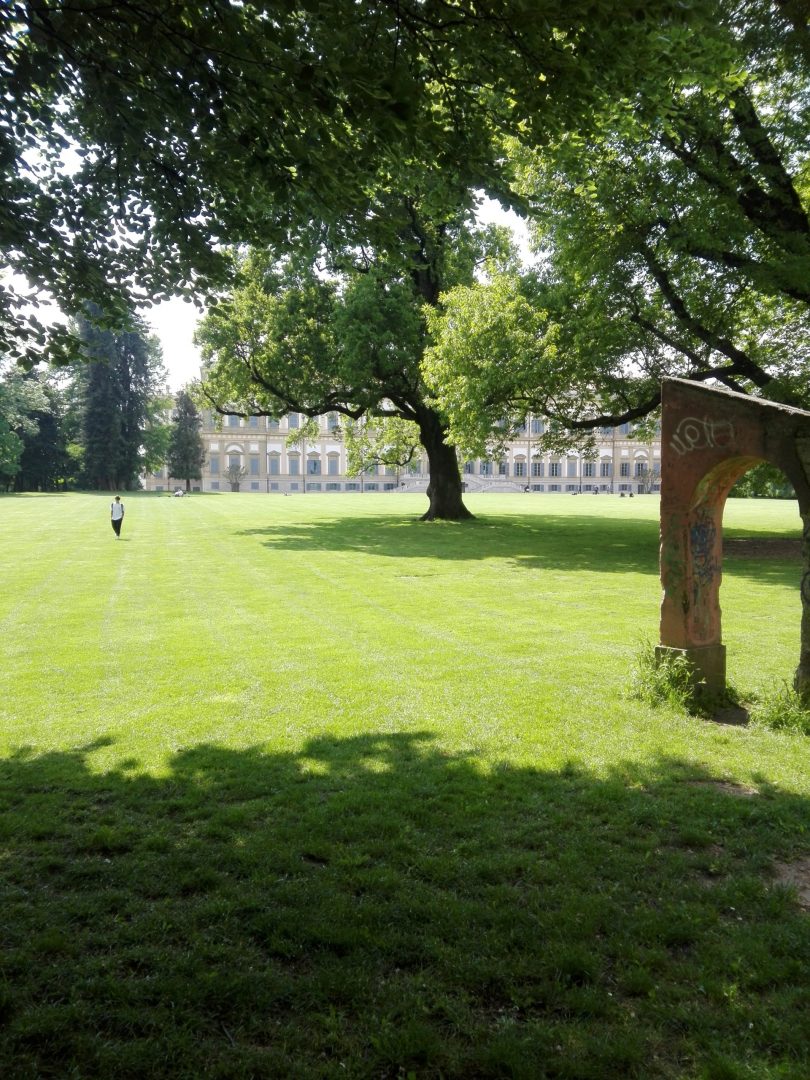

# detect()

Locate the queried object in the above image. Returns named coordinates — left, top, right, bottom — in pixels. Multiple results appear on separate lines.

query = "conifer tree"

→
left=166, top=390, right=206, bottom=492
left=73, top=312, right=167, bottom=490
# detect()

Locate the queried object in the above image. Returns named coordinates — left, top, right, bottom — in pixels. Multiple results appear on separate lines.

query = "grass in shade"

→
left=0, top=491, right=808, bottom=1079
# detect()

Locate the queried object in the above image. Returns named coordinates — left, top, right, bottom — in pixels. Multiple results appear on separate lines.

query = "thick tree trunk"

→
left=416, top=408, right=474, bottom=521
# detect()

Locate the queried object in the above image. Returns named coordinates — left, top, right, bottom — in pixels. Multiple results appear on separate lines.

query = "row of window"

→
left=208, top=455, right=400, bottom=477
left=464, top=460, right=656, bottom=478
left=208, top=481, right=400, bottom=492
left=220, top=414, right=646, bottom=438
left=221, top=413, right=342, bottom=432
left=202, top=455, right=658, bottom=479
left=198, top=480, right=659, bottom=494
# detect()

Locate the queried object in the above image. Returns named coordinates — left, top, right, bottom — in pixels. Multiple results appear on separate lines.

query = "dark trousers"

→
left=112, top=518, right=123, bottom=536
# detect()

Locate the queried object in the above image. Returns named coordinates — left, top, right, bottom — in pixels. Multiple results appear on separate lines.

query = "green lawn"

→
left=0, top=492, right=807, bottom=1079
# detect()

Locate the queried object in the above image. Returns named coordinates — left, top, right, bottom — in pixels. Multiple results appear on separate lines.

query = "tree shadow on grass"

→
left=1, top=735, right=809, bottom=1078
left=237, top=512, right=801, bottom=587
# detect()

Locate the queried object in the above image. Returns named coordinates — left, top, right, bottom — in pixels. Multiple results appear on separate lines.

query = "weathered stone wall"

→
left=659, top=379, right=810, bottom=696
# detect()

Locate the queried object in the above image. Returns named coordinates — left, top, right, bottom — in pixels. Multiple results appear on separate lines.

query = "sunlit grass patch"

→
left=0, top=491, right=807, bottom=1078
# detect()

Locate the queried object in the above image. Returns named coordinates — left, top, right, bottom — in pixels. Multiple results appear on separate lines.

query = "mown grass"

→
left=0, top=492, right=807, bottom=1079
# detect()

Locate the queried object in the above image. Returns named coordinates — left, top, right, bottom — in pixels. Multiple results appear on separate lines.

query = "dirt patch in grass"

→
left=723, top=538, right=801, bottom=560
left=774, top=857, right=810, bottom=911
left=687, top=779, right=759, bottom=798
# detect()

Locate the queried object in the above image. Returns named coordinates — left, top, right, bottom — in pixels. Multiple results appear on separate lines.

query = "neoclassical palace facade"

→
left=145, top=411, right=662, bottom=495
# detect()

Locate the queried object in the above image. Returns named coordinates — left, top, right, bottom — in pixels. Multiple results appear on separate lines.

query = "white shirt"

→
left=111, top=501, right=124, bottom=521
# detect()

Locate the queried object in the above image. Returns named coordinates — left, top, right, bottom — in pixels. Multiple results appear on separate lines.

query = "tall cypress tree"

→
left=166, top=390, right=206, bottom=491
left=74, top=312, right=167, bottom=490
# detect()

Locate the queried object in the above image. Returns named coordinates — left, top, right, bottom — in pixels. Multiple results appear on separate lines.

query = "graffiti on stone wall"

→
left=690, top=513, right=718, bottom=588
left=670, top=416, right=735, bottom=457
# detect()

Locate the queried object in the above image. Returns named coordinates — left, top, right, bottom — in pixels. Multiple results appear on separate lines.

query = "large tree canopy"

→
left=197, top=179, right=515, bottom=519
left=425, top=1, right=810, bottom=444
left=1, top=0, right=736, bottom=365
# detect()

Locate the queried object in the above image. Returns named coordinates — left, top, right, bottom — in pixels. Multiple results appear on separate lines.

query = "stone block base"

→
left=655, top=644, right=727, bottom=697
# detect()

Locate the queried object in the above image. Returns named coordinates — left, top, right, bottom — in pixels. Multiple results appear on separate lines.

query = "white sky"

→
left=143, top=297, right=204, bottom=392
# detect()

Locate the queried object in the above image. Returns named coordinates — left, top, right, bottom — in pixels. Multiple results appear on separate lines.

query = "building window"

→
left=228, top=454, right=241, bottom=469
left=270, top=482, right=279, bottom=491
left=480, top=460, right=492, bottom=476
left=531, top=484, right=544, bottom=491
left=619, top=422, right=631, bottom=435
left=306, top=482, right=322, bottom=491
left=210, top=481, right=220, bottom=491
left=250, top=481, right=260, bottom=490
left=326, top=482, right=341, bottom=491
left=464, top=461, right=474, bottom=475
left=345, top=482, right=360, bottom=491
left=268, top=455, right=280, bottom=475
left=498, top=460, right=508, bottom=476
left=365, top=482, right=379, bottom=491
left=227, top=414, right=240, bottom=427
left=531, top=461, right=544, bottom=477
left=531, top=418, right=544, bottom=434
left=288, top=412, right=299, bottom=429
left=549, top=483, right=560, bottom=492
left=635, top=461, right=647, bottom=477
left=288, top=456, right=300, bottom=475
left=209, top=455, right=220, bottom=475
left=307, top=458, right=322, bottom=475
left=566, top=484, right=578, bottom=491
left=327, top=456, right=340, bottom=475
left=249, top=456, right=260, bottom=476
left=514, top=460, right=526, bottom=477
left=290, top=482, right=299, bottom=491
left=549, top=461, right=561, bottom=477
left=620, top=462, right=630, bottom=477
left=384, top=482, right=397, bottom=491
left=268, top=418, right=280, bottom=432
left=328, top=413, right=340, bottom=432
left=583, top=461, right=596, bottom=477
left=600, top=461, right=612, bottom=477
left=567, top=458, right=577, bottom=477
left=248, top=415, right=258, bottom=428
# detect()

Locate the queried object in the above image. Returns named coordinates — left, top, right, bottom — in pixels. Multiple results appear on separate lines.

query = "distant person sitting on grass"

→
left=110, top=495, right=125, bottom=538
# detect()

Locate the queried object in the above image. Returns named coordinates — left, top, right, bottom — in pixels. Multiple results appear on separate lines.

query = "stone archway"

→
left=658, top=378, right=810, bottom=697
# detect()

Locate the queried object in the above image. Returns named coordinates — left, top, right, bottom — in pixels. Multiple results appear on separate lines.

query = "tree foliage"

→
left=426, top=1, right=810, bottom=440
left=196, top=191, right=514, bottom=518
left=0, top=363, right=47, bottom=484
left=71, top=311, right=167, bottom=490
left=166, top=390, right=206, bottom=491
left=1, top=0, right=733, bottom=365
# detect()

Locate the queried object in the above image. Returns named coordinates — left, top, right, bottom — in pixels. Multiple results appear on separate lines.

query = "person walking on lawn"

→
left=110, top=495, right=125, bottom=538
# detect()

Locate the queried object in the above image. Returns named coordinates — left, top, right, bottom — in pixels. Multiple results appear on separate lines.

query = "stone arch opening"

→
left=658, top=379, right=810, bottom=698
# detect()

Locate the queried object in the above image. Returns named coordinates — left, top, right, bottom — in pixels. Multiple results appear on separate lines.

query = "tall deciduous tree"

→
left=425, top=1, right=810, bottom=441
left=166, top=390, right=206, bottom=492
left=13, top=373, right=71, bottom=491
left=0, top=363, right=47, bottom=487
left=197, top=199, right=514, bottom=520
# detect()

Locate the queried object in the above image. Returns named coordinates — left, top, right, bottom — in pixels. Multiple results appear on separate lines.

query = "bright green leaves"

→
left=423, top=274, right=559, bottom=458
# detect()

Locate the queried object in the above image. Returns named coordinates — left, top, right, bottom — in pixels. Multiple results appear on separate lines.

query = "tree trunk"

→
left=416, top=407, right=474, bottom=521
left=186, top=477, right=191, bottom=492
